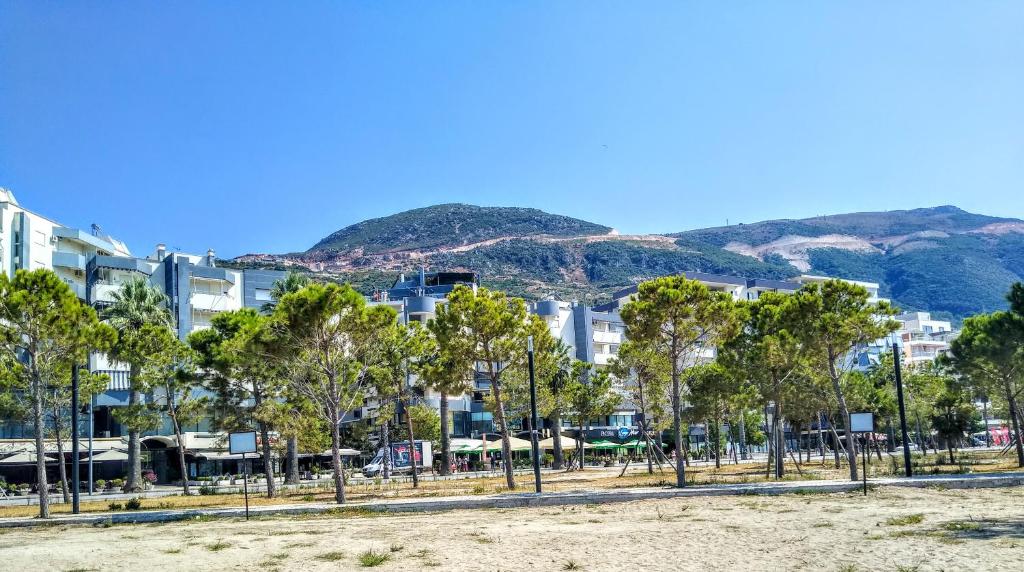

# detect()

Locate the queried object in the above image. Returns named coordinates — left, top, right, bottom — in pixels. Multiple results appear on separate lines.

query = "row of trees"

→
left=7, top=263, right=1018, bottom=518
left=0, top=267, right=623, bottom=517
left=608, top=275, right=1024, bottom=488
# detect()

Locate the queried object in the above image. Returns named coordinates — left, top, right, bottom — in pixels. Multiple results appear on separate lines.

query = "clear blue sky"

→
left=2, top=2, right=1022, bottom=257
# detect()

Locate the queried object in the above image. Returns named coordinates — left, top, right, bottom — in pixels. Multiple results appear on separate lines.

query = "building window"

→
left=254, top=288, right=273, bottom=301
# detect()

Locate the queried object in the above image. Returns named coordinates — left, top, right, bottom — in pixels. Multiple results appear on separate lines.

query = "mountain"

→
left=233, top=204, right=1024, bottom=322
left=308, top=203, right=612, bottom=255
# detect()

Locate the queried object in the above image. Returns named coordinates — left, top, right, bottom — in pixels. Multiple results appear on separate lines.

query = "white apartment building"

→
left=895, top=311, right=956, bottom=366
left=0, top=188, right=285, bottom=439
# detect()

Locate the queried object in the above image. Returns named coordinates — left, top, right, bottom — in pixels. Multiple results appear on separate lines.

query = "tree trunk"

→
left=253, top=388, right=276, bottom=498
left=915, top=413, right=926, bottom=453
left=489, top=375, right=516, bottom=490
left=330, top=407, right=345, bottom=504
left=403, top=395, right=419, bottom=488
left=827, top=359, right=858, bottom=481
left=775, top=405, right=785, bottom=478
left=551, top=410, right=564, bottom=470
left=53, top=403, right=71, bottom=504
left=738, top=413, right=748, bottom=460
left=32, top=369, right=50, bottom=518
left=817, top=413, right=825, bottom=461
left=947, top=440, right=955, bottom=464
left=125, top=362, right=143, bottom=492
left=438, top=392, right=451, bottom=476
left=713, top=418, right=721, bottom=469
left=671, top=356, right=685, bottom=487
left=643, top=419, right=654, bottom=474
left=285, top=436, right=300, bottom=484
left=381, top=420, right=391, bottom=479
left=828, top=419, right=842, bottom=468
left=792, top=420, right=802, bottom=467
left=258, top=419, right=276, bottom=498
left=173, top=422, right=190, bottom=495
left=577, top=424, right=586, bottom=470
left=1004, top=386, right=1024, bottom=468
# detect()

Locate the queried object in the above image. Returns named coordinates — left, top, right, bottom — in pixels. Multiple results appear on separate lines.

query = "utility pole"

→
left=892, top=342, right=913, bottom=477
left=527, top=336, right=542, bottom=493
left=71, top=364, right=81, bottom=514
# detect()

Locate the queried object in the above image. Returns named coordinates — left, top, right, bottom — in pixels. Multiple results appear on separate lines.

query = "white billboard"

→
left=229, top=431, right=258, bottom=454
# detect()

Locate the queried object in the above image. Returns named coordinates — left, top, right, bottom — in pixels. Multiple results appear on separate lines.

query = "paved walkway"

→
left=2, top=471, right=1021, bottom=529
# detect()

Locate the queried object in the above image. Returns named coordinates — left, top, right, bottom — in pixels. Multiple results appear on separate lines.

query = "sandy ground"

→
left=1, top=486, right=1021, bottom=572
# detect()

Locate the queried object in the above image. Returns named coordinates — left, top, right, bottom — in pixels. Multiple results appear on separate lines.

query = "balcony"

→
left=91, top=282, right=122, bottom=304
left=63, top=280, right=86, bottom=300
left=191, top=292, right=238, bottom=312
left=593, top=330, right=622, bottom=345
left=52, top=251, right=86, bottom=270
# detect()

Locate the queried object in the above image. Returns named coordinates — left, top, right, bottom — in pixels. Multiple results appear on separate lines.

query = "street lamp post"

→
left=892, top=342, right=913, bottom=477
left=527, top=336, right=542, bottom=493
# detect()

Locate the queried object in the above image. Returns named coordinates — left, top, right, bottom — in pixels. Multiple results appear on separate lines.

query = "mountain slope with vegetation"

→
left=234, top=204, right=1024, bottom=321
left=308, top=203, right=612, bottom=255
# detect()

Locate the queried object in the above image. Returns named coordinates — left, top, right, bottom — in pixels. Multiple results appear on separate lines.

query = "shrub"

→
left=316, top=551, right=346, bottom=562
left=95, top=479, right=107, bottom=490
left=111, top=478, right=124, bottom=489
left=125, top=497, right=143, bottom=510
left=885, top=514, right=925, bottom=526
left=199, top=486, right=217, bottom=496
left=108, top=502, right=124, bottom=511
left=358, top=549, right=391, bottom=567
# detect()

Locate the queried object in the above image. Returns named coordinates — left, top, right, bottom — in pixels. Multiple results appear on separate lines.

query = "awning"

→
left=589, top=440, right=623, bottom=450
left=537, top=437, right=595, bottom=450
left=0, top=452, right=58, bottom=464
left=0, top=438, right=123, bottom=455
left=480, top=437, right=533, bottom=452
left=88, top=449, right=129, bottom=462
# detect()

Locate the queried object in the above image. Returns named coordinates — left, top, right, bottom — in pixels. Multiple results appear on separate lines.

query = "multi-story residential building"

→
left=2, top=188, right=133, bottom=300
left=359, top=270, right=483, bottom=436
left=529, top=300, right=637, bottom=434
left=0, top=189, right=286, bottom=440
left=894, top=311, right=956, bottom=366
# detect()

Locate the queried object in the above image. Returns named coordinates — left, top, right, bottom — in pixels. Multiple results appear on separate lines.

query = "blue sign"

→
left=617, top=426, right=631, bottom=440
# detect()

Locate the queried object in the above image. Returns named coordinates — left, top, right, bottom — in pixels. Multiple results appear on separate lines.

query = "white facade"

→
left=895, top=311, right=956, bottom=365
left=794, top=274, right=887, bottom=304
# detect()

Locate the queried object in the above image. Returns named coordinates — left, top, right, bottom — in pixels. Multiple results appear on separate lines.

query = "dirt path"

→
left=1, top=486, right=1021, bottom=571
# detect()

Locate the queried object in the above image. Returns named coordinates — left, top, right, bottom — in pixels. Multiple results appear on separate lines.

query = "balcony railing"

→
left=191, top=292, right=238, bottom=312
left=52, top=251, right=86, bottom=270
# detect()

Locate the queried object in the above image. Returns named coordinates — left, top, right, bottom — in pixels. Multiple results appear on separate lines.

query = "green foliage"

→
left=0, top=269, right=116, bottom=518
left=310, top=203, right=610, bottom=254
left=608, top=339, right=671, bottom=432
left=271, top=281, right=397, bottom=501
left=230, top=204, right=1024, bottom=322
left=563, top=363, right=620, bottom=431
left=357, top=549, right=391, bottom=567
left=594, top=239, right=796, bottom=284
left=429, top=285, right=528, bottom=487
left=404, top=402, right=441, bottom=447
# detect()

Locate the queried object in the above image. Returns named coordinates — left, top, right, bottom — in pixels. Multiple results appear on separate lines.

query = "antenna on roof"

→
left=90, top=223, right=102, bottom=236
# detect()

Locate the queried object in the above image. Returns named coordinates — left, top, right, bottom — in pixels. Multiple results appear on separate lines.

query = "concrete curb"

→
left=3, top=472, right=1021, bottom=529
